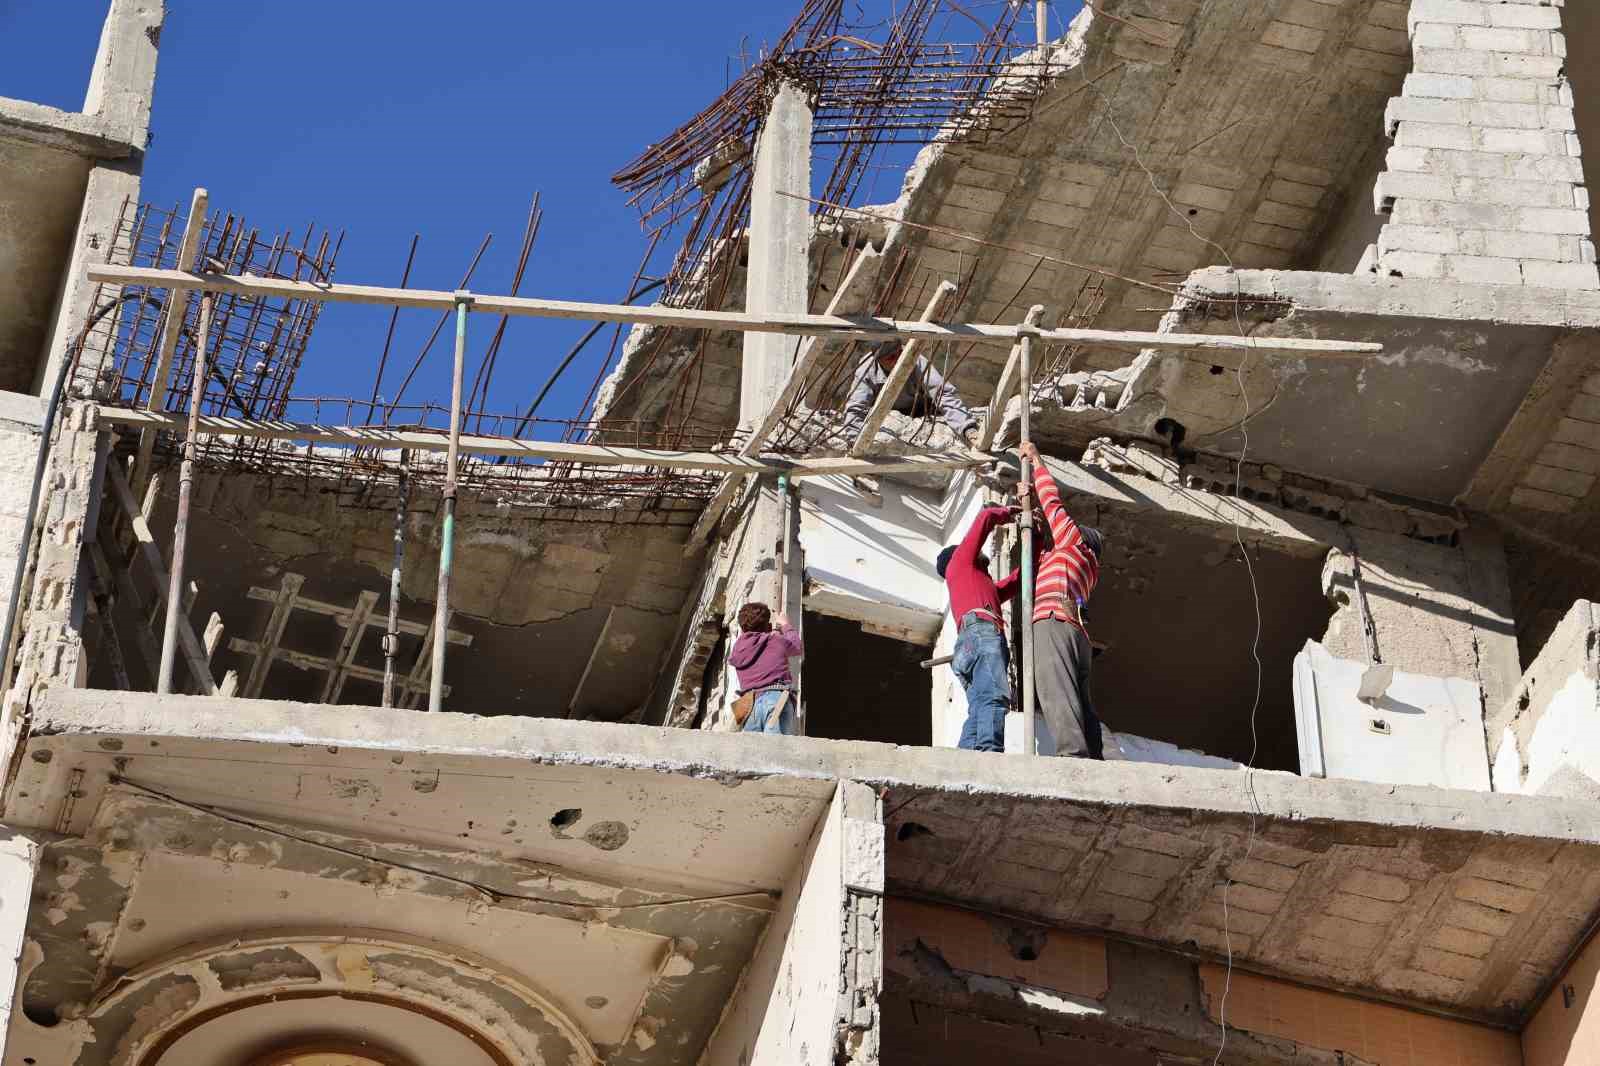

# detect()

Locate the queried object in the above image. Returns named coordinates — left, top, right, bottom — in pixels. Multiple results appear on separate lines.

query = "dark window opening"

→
left=800, top=611, right=931, bottom=746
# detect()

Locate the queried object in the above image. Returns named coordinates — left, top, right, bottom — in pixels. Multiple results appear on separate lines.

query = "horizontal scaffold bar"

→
left=85, top=264, right=1385, bottom=356
left=98, top=408, right=987, bottom=478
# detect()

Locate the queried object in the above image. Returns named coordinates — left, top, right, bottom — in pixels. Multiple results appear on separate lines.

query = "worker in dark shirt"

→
left=842, top=341, right=981, bottom=445
left=936, top=504, right=1024, bottom=751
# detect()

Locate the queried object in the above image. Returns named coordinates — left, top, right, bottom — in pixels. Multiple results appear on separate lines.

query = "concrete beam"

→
left=83, top=265, right=1387, bottom=356
left=0, top=98, right=142, bottom=159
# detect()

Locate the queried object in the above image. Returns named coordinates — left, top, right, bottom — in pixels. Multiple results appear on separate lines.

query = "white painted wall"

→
left=798, top=475, right=945, bottom=643
left=1492, top=672, right=1600, bottom=799
left=1292, top=640, right=1490, bottom=791
left=700, top=781, right=876, bottom=1062
left=0, top=829, right=39, bottom=1054
left=0, top=396, right=45, bottom=619
left=1488, top=601, right=1600, bottom=800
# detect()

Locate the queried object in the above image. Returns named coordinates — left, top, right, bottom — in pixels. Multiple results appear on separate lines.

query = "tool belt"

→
left=733, top=687, right=791, bottom=727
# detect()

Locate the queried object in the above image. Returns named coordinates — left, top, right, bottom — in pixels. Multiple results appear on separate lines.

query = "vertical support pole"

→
left=1018, top=306, right=1043, bottom=755
left=158, top=290, right=212, bottom=694
left=382, top=449, right=410, bottom=708
left=1036, top=0, right=1049, bottom=46
left=430, top=294, right=471, bottom=713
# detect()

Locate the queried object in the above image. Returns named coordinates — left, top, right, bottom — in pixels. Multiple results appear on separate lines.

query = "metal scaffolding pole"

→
left=1018, top=305, right=1043, bottom=756
left=159, top=291, right=213, bottom=695
left=382, top=449, right=410, bottom=709
left=430, top=294, right=471, bottom=713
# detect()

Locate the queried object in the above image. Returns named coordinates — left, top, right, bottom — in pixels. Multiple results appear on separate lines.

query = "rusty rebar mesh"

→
left=79, top=199, right=342, bottom=424
left=598, top=0, right=1046, bottom=447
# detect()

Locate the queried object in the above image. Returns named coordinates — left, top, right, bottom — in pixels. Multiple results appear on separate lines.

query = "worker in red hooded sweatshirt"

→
left=729, top=602, right=803, bottom=735
left=936, top=502, right=1025, bottom=751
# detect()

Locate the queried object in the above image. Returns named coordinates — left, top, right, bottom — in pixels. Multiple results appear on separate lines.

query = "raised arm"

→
left=918, top=358, right=979, bottom=436
left=775, top=615, right=804, bottom=658
left=1030, top=453, right=1082, bottom=552
left=952, top=504, right=1012, bottom=571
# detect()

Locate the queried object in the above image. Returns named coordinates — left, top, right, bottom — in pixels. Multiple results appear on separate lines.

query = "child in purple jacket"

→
left=729, top=601, right=803, bottom=735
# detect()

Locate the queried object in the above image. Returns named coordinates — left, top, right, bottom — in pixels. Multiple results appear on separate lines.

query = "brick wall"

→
left=1370, top=0, right=1598, bottom=288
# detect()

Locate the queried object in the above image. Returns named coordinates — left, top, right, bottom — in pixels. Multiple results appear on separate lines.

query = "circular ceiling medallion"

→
left=247, top=1042, right=414, bottom=1066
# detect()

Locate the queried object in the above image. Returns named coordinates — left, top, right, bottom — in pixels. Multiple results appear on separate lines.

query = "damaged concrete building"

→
left=0, top=0, right=1599, bottom=1063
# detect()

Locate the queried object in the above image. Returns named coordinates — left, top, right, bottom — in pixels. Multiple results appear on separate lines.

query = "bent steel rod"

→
left=159, top=291, right=213, bottom=695
left=430, top=294, right=471, bottom=712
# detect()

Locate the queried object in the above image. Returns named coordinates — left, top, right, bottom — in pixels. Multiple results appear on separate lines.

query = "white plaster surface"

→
left=702, top=784, right=847, bottom=1066
left=1494, top=672, right=1600, bottom=798
left=0, top=419, right=42, bottom=622
left=0, top=831, right=37, bottom=1056
left=799, top=475, right=946, bottom=643
left=1293, top=640, right=1490, bottom=791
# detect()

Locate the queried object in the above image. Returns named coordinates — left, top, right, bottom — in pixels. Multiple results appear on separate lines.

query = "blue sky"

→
left=1, top=2, right=825, bottom=431
left=2, top=2, right=1071, bottom=433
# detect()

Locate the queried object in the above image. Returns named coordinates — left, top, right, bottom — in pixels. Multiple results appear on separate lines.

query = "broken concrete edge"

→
left=1177, top=267, right=1600, bottom=330
left=19, top=687, right=1600, bottom=849
left=0, top=97, right=144, bottom=160
left=1488, top=599, right=1600, bottom=794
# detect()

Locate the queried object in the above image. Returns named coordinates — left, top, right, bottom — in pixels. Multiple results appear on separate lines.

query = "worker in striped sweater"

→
left=1018, top=440, right=1105, bottom=759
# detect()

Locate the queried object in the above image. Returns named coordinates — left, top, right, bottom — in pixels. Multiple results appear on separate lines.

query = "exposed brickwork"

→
left=1372, top=0, right=1598, bottom=288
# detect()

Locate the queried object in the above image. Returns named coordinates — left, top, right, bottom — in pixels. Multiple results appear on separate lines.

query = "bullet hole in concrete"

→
left=1187, top=208, right=1197, bottom=216
left=30, top=750, right=50, bottom=764
left=24, top=1057, right=36, bottom=1064
left=128, top=918, right=146, bottom=933
left=1004, top=925, right=1046, bottom=963
left=23, top=1003, right=58, bottom=1028
left=550, top=808, right=583, bottom=830
left=896, top=822, right=933, bottom=842
left=586, top=995, right=609, bottom=1009
left=97, top=738, right=123, bottom=751
left=1209, top=365, right=1224, bottom=375
left=584, top=820, right=630, bottom=851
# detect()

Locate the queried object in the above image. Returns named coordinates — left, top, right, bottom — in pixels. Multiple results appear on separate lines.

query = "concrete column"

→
left=1370, top=0, right=1597, bottom=288
left=740, top=78, right=813, bottom=429
left=708, top=79, right=812, bottom=730
left=83, top=0, right=163, bottom=142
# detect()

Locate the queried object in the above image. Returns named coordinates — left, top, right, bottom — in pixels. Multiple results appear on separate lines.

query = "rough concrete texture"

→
left=593, top=0, right=1411, bottom=441
left=16, top=686, right=1600, bottom=1029
left=0, top=400, right=45, bottom=622
left=1489, top=599, right=1600, bottom=799
left=701, top=781, right=883, bottom=1066
left=1371, top=0, right=1597, bottom=290
left=5, top=706, right=838, bottom=1064
left=123, top=465, right=703, bottom=720
left=0, top=140, right=91, bottom=392
left=882, top=897, right=1519, bottom=1066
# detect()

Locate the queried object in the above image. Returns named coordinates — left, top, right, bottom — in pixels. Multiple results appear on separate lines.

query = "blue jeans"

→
left=742, top=689, right=796, bottom=735
left=952, top=614, right=1009, bottom=751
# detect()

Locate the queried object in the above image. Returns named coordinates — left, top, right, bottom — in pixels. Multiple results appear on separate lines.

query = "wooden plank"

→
left=242, top=572, right=304, bottom=699
left=849, top=280, right=960, bottom=457
left=242, top=586, right=472, bottom=646
left=219, top=670, right=239, bottom=697
left=103, top=462, right=217, bottom=695
left=321, top=589, right=379, bottom=703
left=133, top=186, right=208, bottom=488
left=228, top=638, right=450, bottom=698
left=92, top=536, right=161, bottom=683
left=567, top=607, right=615, bottom=717
left=85, top=264, right=1386, bottom=356
left=98, top=408, right=986, bottom=478
left=400, top=614, right=446, bottom=710
left=683, top=248, right=887, bottom=553
left=976, top=306, right=1044, bottom=453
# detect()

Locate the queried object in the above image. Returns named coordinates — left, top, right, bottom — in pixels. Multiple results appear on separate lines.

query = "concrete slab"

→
left=13, top=687, right=1600, bottom=1027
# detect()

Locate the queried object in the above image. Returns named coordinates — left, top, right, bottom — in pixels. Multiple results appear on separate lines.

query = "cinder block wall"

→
left=1371, top=0, right=1598, bottom=289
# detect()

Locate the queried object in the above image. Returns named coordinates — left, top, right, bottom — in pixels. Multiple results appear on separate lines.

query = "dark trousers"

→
left=1033, top=618, right=1102, bottom=759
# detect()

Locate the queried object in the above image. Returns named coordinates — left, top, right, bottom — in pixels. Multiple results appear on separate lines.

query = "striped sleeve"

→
left=1032, top=461, right=1082, bottom=553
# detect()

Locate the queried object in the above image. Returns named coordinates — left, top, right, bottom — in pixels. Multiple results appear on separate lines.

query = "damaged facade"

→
left=0, top=0, right=1599, bottom=1064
